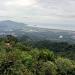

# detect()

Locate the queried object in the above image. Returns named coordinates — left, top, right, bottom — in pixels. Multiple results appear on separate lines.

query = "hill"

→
left=0, top=20, right=75, bottom=43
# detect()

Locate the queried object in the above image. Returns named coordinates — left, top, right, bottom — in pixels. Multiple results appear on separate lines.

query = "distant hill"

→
left=0, top=20, right=75, bottom=43
left=0, top=20, right=27, bottom=31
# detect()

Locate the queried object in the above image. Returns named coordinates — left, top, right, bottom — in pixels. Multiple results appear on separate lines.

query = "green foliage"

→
left=39, top=49, right=55, bottom=61
left=55, top=57, right=75, bottom=75
left=0, top=36, right=75, bottom=75
left=40, top=61, right=57, bottom=75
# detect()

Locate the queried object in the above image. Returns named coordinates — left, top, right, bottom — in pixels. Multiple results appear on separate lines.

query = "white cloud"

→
left=5, top=0, right=37, bottom=7
left=0, top=0, right=75, bottom=24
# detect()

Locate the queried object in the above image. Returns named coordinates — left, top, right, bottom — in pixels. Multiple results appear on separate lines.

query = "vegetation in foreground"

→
left=0, top=35, right=75, bottom=75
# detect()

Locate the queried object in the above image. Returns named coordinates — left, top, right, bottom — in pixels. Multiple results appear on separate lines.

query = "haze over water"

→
left=27, top=22, right=75, bottom=31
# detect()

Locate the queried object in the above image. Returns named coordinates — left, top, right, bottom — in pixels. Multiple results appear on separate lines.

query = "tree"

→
left=40, top=61, right=57, bottom=75
left=55, top=57, right=75, bottom=75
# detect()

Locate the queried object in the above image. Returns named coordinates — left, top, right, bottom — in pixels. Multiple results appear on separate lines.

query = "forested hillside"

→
left=0, top=35, right=75, bottom=75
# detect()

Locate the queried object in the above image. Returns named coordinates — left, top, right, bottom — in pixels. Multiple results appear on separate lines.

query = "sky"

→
left=0, top=0, right=75, bottom=30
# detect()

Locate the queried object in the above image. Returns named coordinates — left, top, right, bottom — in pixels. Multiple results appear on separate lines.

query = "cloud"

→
left=0, top=0, right=75, bottom=23
left=5, top=0, right=37, bottom=7
left=38, top=0, right=75, bottom=18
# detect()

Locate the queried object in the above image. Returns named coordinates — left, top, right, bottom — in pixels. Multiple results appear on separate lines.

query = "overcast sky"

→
left=0, top=0, right=75, bottom=30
